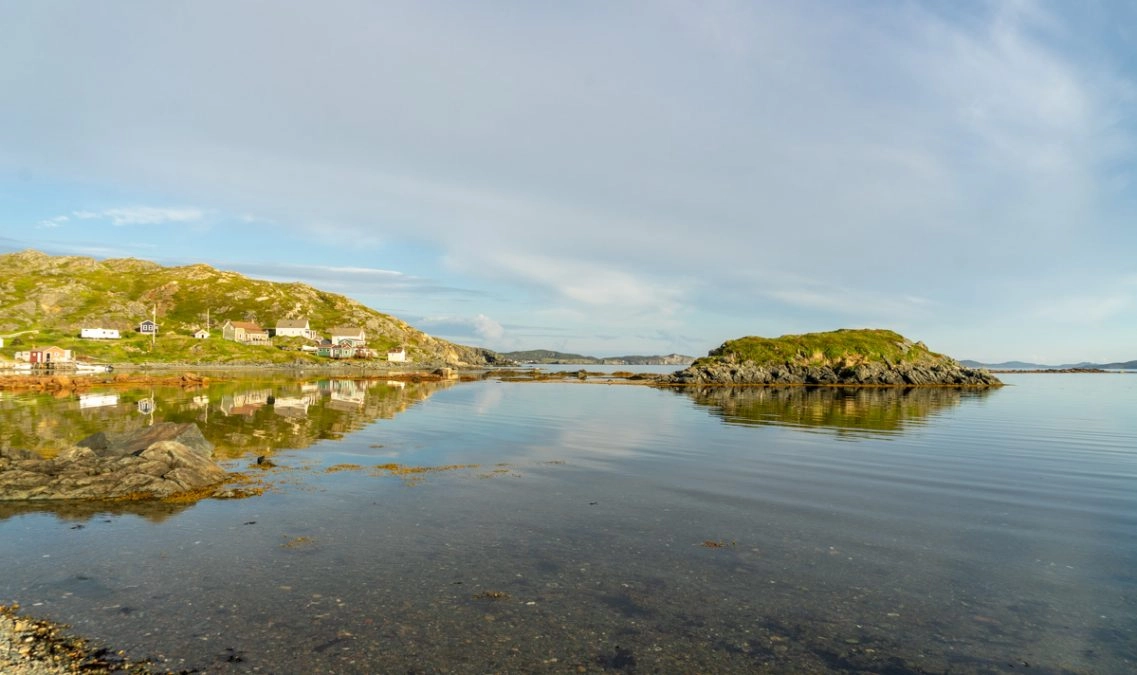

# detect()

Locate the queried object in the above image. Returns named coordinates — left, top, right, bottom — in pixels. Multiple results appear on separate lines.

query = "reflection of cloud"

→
left=473, top=385, right=504, bottom=415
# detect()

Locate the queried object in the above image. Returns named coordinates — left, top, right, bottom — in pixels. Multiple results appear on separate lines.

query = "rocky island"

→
left=665, top=329, right=1001, bottom=387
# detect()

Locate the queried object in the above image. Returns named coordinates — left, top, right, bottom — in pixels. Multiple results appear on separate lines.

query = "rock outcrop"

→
left=0, top=423, right=229, bottom=501
left=664, top=329, right=1002, bottom=387
left=667, top=359, right=1000, bottom=386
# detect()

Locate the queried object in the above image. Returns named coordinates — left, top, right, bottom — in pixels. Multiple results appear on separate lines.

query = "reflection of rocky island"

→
left=682, top=386, right=993, bottom=438
left=0, top=378, right=454, bottom=459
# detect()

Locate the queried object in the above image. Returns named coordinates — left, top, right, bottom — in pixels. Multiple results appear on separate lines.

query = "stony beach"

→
left=1, top=604, right=153, bottom=674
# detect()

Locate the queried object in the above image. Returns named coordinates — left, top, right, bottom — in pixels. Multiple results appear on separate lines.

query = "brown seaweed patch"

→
left=472, top=591, right=510, bottom=601
left=325, top=463, right=365, bottom=473
left=370, top=463, right=480, bottom=486
left=281, top=536, right=315, bottom=550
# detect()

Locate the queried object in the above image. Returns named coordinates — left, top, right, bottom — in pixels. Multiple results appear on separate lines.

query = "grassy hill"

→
left=695, top=328, right=947, bottom=369
left=0, top=250, right=497, bottom=367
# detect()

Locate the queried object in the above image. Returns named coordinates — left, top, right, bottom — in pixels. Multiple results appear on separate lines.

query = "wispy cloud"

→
left=73, top=207, right=205, bottom=226
left=35, top=215, right=69, bottom=229
left=219, top=261, right=485, bottom=299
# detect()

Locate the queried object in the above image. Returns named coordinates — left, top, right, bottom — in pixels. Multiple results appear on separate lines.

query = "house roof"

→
left=228, top=321, right=265, bottom=331
left=276, top=319, right=309, bottom=328
left=330, top=326, right=364, bottom=335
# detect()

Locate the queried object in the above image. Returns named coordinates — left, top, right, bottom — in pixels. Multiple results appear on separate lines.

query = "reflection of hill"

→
left=682, top=386, right=992, bottom=439
left=0, top=498, right=194, bottom=523
left=0, top=378, right=454, bottom=459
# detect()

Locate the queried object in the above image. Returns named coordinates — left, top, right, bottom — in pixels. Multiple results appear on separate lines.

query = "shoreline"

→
left=0, top=604, right=155, bottom=674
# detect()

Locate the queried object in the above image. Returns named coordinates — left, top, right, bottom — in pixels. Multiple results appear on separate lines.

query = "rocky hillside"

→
left=668, top=329, right=1001, bottom=386
left=0, top=250, right=498, bottom=366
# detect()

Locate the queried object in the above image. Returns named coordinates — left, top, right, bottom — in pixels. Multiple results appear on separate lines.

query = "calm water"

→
left=0, top=374, right=1134, bottom=673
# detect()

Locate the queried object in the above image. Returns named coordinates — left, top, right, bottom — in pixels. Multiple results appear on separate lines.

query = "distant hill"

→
left=962, top=359, right=1137, bottom=370
left=0, top=249, right=498, bottom=366
left=500, top=350, right=694, bottom=366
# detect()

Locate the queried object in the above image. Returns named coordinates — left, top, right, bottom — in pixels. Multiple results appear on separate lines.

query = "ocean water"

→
left=0, top=373, right=1134, bottom=673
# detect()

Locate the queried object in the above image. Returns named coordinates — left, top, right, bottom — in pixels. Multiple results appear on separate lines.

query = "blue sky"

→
left=2, top=1, right=1135, bottom=363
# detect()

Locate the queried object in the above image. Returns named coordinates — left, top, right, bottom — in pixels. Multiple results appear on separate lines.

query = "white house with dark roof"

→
left=275, top=318, right=314, bottom=339
left=329, top=326, right=366, bottom=346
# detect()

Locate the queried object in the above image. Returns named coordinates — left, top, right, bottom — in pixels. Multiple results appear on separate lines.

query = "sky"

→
left=1, top=1, right=1135, bottom=364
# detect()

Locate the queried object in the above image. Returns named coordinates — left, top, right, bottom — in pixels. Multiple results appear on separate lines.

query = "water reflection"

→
left=0, top=498, right=195, bottom=523
left=0, top=378, right=453, bottom=458
left=682, top=385, right=994, bottom=438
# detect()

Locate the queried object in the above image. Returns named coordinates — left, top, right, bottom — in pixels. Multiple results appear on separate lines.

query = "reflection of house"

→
left=273, top=394, right=319, bottom=418
left=274, top=318, right=313, bottom=339
left=220, top=389, right=273, bottom=416
left=329, top=326, right=366, bottom=346
left=79, top=393, right=119, bottom=409
left=387, top=347, right=406, bottom=362
left=222, top=320, right=270, bottom=345
left=80, top=328, right=120, bottom=339
left=328, top=379, right=366, bottom=410
left=30, top=346, right=73, bottom=365
left=137, top=398, right=155, bottom=414
left=193, top=329, right=210, bottom=339
left=138, top=320, right=158, bottom=335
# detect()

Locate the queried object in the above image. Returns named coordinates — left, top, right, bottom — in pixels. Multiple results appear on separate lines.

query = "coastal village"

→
left=5, top=316, right=408, bottom=370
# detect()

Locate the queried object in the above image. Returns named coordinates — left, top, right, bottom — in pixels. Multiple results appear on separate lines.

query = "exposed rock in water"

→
left=0, top=423, right=229, bottom=501
left=668, top=359, right=1000, bottom=386
left=664, top=329, right=1002, bottom=387
left=666, top=359, right=1000, bottom=386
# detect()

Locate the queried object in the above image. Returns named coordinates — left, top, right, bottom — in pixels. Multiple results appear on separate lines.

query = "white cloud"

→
left=72, top=207, right=205, bottom=226
left=416, top=314, right=505, bottom=343
left=35, top=215, right=69, bottom=229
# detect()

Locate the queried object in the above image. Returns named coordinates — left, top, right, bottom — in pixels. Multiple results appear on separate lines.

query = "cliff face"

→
left=667, top=329, right=1001, bottom=387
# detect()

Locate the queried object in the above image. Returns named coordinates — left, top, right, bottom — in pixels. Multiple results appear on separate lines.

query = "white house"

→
left=193, top=329, right=210, bottom=339
left=329, top=326, right=366, bottom=346
left=275, top=318, right=313, bottom=339
left=387, top=347, right=407, bottom=362
left=81, top=328, right=121, bottom=339
left=138, top=319, right=158, bottom=335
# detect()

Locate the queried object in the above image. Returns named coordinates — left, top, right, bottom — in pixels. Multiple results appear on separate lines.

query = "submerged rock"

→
left=0, top=423, right=228, bottom=501
left=77, top=421, right=214, bottom=458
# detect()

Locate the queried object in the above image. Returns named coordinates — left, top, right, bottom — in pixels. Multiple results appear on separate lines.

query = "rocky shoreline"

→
left=0, top=423, right=254, bottom=503
left=1, top=604, right=158, bottom=674
left=664, top=359, right=1001, bottom=386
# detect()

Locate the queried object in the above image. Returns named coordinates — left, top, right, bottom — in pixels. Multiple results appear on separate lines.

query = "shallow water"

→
left=1, top=374, right=1135, bottom=673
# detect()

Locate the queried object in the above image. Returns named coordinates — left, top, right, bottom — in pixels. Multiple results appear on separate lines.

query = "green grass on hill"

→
left=695, top=329, right=947, bottom=368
